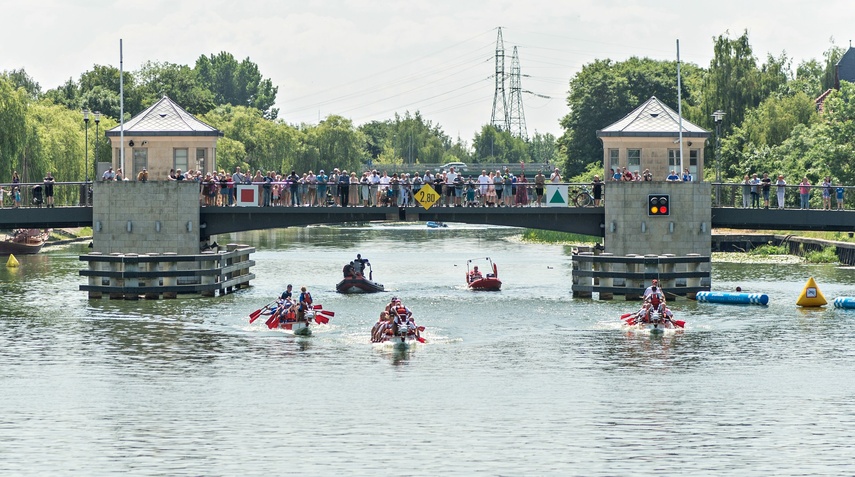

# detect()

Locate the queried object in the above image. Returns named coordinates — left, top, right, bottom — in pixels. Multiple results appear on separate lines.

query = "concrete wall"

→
left=93, top=181, right=200, bottom=255
left=600, top=136, right=706, bottom=182
left=108, top=136, right=217, bottom=181
left=604, top=182, right=711, bottom=256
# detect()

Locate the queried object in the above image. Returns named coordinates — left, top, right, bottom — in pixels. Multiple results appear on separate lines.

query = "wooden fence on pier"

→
left=79, top=244, right=255, bottom=299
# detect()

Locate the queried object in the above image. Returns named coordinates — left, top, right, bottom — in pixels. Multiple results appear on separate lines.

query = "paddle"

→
left=313, top=304, right=323, bottom=310
left=319, top=309, right=335, bottom=317
left=265, top=312, right=281, bottom=329
left=417, top=336, right=426, bottom=343
left=314, top=315, right=330, bottom=324
left=249, top=301, right=276, bottom=323
left=620, top=313, right=634, bottom=320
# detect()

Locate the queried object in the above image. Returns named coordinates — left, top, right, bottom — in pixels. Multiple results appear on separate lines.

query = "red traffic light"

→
left=648, top=194, right=670, bottom=216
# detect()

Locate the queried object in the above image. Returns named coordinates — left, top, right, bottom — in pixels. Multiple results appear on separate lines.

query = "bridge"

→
left=2, top=204, right=853, bottom=237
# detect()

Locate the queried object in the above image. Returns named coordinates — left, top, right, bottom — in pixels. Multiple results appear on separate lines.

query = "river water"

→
left=2, top=224, right=855, bottom=476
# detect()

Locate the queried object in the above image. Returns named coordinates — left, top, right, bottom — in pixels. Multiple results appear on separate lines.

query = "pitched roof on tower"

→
left=106, top=96, right=223, bottom=137
left=596, top=96, right=710, bottom=138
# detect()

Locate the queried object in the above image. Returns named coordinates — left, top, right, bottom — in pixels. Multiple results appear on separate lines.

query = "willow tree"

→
left=0, top=77, right=29, bottom=180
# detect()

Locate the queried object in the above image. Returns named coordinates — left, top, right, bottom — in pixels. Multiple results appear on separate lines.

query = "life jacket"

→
left=302, top=292, right=312, bottom=305
left=395, top=305, right=408, bottom=317
left=650, top=293, right=661, bottom=308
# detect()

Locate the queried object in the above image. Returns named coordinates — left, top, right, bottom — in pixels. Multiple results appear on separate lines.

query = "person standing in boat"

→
left=297, top=286, right=313, bottom=321
left=643, top=279, right=663, bottom=299
left=280, top=284, right=293, bottom=301
left=352, top=254, right=370, bottom=278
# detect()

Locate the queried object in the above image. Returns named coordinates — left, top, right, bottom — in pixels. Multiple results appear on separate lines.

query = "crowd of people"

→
left=164, top=165, right=572, bottom=208
left=740, top=174, right=845, bottom=210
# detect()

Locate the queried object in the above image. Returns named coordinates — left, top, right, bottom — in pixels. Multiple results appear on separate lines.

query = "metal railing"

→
left=1, top=180, right=851, bottom=211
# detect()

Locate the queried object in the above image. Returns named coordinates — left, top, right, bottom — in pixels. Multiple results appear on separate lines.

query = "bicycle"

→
left=571, top=185, right=594, bottom=207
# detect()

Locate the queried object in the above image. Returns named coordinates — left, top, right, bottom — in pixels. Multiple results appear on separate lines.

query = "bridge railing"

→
left=712, top=181, right=853, bottom=210
left=0, top=181, right=95, bottom=208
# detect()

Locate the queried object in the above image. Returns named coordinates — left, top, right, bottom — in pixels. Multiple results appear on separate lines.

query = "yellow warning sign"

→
left=796, top=276, right=827, bottom=307
left=414, top=184, right=440, bottom=209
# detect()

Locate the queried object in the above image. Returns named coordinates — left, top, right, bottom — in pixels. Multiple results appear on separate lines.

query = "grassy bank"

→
left=520, top=229, right=600, bottom=244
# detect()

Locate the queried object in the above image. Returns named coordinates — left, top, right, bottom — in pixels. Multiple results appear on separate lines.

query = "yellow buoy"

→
left=6, top=254, right=19, bottom=268
left=796, top=277, right=827, bottom=307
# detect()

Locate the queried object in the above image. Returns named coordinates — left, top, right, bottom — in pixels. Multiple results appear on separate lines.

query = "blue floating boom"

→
left=695, top=291, right=769, bottom=306
left=832, top=297, right=855, bottom=309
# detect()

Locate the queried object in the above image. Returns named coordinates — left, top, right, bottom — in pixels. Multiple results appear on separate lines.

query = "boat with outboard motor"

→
left=248, top=299, right=334, bottom=336
left=337, top=260, right=385, bottom=294
left=466, top=257, right=501, bottom=291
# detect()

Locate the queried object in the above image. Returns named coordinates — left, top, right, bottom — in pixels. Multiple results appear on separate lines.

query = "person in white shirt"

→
left=477, top=170, right=491, bottom=206
left=378, top=171, right=391, bottom=206
left=550, top=168, right=561, bottom=183
left=444, top=167, right=458, bottom=207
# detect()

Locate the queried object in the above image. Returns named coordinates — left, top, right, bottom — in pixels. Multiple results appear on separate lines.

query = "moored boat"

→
left=467, top=257, right=501, bottom=291
left=0, top=229, right=49, bottom=255
left=426, top=221, right=447, bottom=228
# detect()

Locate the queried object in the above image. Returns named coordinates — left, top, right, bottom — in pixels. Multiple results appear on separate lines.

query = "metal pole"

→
left=95, top=112, right=100, bottom=184
left=712, top=110, right=725, bottom=207
left=83, top=109, right=90, bottom=182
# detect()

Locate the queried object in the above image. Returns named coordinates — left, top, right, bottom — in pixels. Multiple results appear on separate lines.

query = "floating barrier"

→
left=832, top=297, right=855, bottom=309
left=695, top=291, right=768, bottom=306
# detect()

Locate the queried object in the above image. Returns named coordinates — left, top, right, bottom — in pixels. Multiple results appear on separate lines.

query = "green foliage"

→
left=472, top=125, right=529, bottom=163
left=195, top=52, right=278, bottom=119
left=748, top=243, right=788, bottom=256
left=804, top=246, right=838, bottom=264
left=0, top=77, right=28, bottom=179
left=521, top=229, right=599, bottom=243
left=557, top=57, right=702, bottom=178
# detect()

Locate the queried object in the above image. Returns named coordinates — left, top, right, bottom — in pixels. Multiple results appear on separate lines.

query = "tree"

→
left=195, top=52, right=278, bottom=119
left=703, top=30, right=765, bottom=135
left=136, top=61, right=215, bottom=115
left=0, top=77, right=29, bottom=180
left=1, top=68, right=41, bottom=99
left=557, top=57, right=697, bottom=178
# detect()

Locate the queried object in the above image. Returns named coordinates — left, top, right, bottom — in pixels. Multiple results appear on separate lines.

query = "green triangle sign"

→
left=548, top=189, right=565, bottom=204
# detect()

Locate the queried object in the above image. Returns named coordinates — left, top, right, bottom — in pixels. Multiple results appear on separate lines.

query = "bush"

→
left=749, top=243, right=787, bottom=255
left=804, top=246, right=838, bottom=264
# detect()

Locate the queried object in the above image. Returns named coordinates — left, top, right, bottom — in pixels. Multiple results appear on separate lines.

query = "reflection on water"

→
left=3, top=227, right=855, bottom=475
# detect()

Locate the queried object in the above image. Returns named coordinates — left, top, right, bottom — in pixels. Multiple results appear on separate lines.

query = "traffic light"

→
left=648, top=194, right=670, bottom=216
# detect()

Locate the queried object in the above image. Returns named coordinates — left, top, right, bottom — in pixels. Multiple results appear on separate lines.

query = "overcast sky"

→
left=2, top=0, right=853, bottom=142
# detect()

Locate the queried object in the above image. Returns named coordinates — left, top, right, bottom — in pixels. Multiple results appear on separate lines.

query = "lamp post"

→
left=94, top=111, right=101, bottom=182
left=83, top=109, right=90, bottom=182
left=712, top=110, right=725, bottom=207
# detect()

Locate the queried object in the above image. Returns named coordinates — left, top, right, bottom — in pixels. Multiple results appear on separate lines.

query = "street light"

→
left=712, top=110, right=725, bottom=207
left=83, top=109, right=90, bottom=182
left=94, top=111, right=101, bottom=183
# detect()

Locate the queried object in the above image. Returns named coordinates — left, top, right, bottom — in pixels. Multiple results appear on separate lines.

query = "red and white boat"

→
left=620, top=309, right=685, bottom=333
left=248, top=302, right=334, bottom=336
left=466, top=257, right=502, bottom=291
